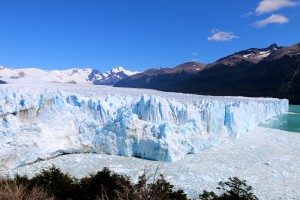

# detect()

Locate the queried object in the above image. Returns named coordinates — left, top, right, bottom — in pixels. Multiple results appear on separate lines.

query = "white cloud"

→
left=243, top=11, right=255, bottom=17
left=253, top=14, right=289, bottom=27
left=256, top=0, right=299, bottom=14
left=192, top=52, right=198, bottom=56
left=207, top=30, right=239, bottom=42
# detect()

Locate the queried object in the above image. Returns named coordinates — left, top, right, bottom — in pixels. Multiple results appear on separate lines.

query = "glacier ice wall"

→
left=0, top=85, right=288, bottom=170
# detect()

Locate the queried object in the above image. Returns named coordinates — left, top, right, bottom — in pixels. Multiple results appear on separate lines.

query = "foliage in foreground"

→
left=0, top=178, right=54, bottom=200
left=199, top=177, right=258, bottom=200
left=0, top=165, right=258, bottom=200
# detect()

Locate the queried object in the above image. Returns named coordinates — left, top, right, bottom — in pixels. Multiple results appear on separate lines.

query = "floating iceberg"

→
left=0, top=84, right=288, bottom=170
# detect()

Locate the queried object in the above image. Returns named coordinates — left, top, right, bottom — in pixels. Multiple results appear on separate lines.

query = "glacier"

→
left=0, top=84, right=288, bottom=170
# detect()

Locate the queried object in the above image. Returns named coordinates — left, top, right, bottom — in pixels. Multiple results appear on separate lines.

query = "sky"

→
left=0, top=0, right=299, bottom=72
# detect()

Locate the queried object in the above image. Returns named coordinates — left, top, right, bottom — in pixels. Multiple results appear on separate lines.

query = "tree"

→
left=199, top=177, right=258, bottom=200
left=132, top=166, right=187, bottom=200
left=29, top=165, right=75, bottom=199
left=78, top=167, right=134, bottom=200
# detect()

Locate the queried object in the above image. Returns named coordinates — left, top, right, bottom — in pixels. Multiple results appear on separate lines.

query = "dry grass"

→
left=0, top=180, right=55, bottom=200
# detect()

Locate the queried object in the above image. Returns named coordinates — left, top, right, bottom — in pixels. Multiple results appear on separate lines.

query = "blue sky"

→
left=0, top=0, right=299, bottom=72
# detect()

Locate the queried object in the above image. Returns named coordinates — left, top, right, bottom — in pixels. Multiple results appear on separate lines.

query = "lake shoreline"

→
left=260, top=105, right=300, bottom=133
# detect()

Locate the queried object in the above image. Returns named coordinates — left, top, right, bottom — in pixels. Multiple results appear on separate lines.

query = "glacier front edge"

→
left=0, top=84, right=288, bottom=170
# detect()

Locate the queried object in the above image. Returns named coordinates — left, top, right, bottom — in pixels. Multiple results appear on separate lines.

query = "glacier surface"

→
left=0, top=84, right=288, bottom=170
left=5, top=127, right=300, bottom=199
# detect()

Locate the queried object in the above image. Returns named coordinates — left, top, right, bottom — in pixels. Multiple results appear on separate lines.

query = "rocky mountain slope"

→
left=115, top=42, right=300, bottom=104
left=207, top=44, right=280, bottom=67
left=114, top=62, right=207, bottom=90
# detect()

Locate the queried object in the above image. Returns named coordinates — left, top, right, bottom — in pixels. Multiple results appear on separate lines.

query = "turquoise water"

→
left=259, top=105, right=300, bottom=133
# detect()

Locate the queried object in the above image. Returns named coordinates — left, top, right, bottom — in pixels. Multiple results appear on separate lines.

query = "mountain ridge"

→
left=206, top=43, right=281, bottom=68
left=0, top=66, right=139, bottom=85
left=1, top=42, right=300, bottom=103
left=115, top=42, right=300, bottom=104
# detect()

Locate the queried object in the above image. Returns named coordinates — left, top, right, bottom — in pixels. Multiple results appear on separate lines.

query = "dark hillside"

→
left=115, top=42, right=300, bottom=104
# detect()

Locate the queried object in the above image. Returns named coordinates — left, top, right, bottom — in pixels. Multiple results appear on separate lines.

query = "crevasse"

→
left=0, top=86, right=288, bottom=170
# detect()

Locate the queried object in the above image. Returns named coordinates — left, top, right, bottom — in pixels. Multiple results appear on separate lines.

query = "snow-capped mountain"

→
left=265, top=42, right=300, bottom=61
left=92, top=67, right=139, bottom=85
left=207, top=43, right=281, bottom=67
left=114, top=62, right=207, bottom=89
left=0, top=66, right=138, bottom=85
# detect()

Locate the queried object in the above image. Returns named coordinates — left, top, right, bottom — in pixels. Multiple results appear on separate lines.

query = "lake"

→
left=259, top=105, right=300, bottom=133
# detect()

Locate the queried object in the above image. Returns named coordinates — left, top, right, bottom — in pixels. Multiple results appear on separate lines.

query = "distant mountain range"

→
left=1, top=42, right=299, bottom=104
left=115, top=42, right=300, bottom=104
left=0, top=66, right=138, bottom=85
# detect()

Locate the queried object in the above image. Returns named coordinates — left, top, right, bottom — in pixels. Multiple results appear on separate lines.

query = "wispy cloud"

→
left=192, top=52, right=198, bottom=56
left=253, top=14, right=289, bottom=27
left=207, top=30, right=239, bottom=42
left=191, top=58, right=200, bottom=62
left=243, top=11, right=255, bottom=17
left=256, top=0, right=299, bottom=14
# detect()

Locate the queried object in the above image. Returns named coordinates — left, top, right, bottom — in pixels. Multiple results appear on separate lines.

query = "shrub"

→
left=131, top=167, right=187, bottom=200
left=78, top=167, right=134, bottom=200
left=28, top=165, right=75, bottom=199
left=0, top=179, right=54, bottom=200
left=199, top=177, right=258, bottom=200
left=2, top=165, right=258, bottom=200
left=147, top=174, right=187, bottom=200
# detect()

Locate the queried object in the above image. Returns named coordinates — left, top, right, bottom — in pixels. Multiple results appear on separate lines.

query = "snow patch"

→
left=0, top=66, right=138, bottom=85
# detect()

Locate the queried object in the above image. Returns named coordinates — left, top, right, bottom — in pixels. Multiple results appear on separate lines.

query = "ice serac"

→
left=0, top=85, right=288, bottom=170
